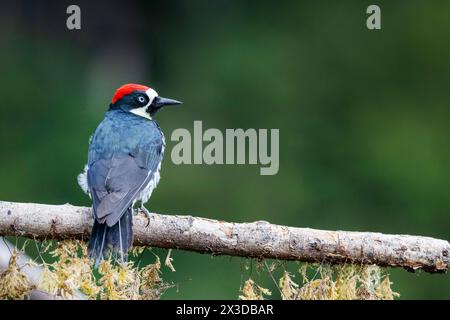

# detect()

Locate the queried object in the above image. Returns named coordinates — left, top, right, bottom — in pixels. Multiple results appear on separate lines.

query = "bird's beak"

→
left=152, top=96, right=182, bottom=108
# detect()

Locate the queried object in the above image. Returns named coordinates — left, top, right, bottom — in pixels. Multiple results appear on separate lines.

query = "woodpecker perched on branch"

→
left=78, top=83, right=181, bottom=265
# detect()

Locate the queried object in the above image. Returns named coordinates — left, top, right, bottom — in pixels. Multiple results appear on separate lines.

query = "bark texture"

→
left=0, top=201, right=449, bottom=273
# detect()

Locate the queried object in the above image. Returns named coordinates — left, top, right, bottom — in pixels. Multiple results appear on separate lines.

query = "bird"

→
left=78, top=83, right=181, bottom=266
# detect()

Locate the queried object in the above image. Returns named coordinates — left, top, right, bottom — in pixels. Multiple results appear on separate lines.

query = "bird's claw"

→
left=140, top=205, right=152, bottom=227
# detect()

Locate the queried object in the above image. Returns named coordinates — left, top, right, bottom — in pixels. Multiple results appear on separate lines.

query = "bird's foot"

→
left=140, top=205, right=152, bottom=227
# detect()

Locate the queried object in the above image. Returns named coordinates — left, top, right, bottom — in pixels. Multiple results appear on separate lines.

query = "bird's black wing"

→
left=87, top=145, right=163, bottom=227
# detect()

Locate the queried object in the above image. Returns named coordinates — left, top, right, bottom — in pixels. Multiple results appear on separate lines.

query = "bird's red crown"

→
left=112, top=83, right=150, bottom=104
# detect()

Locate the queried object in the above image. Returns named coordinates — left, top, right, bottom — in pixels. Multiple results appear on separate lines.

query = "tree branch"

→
left=0, top=201, right=449, bottom=273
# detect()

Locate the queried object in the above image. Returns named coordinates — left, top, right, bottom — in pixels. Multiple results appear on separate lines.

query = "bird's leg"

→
left=140, top=204, right=152, bottom=227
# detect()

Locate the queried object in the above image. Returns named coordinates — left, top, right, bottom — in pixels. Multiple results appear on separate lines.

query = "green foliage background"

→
left=0, top=0, right=449, bottom=299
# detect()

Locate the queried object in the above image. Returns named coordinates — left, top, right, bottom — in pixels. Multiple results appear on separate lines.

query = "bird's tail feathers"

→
left=88, top=207, right=133, bottom=267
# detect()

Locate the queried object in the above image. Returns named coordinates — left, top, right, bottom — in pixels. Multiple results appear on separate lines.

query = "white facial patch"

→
left=130, top=88, right=159, bottom=120
left=130, top=106, right=152, bottom=120
left=145, top=88, right=158, bottom=106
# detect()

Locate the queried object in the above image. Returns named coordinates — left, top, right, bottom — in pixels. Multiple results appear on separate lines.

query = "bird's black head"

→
left=109, top=83, right=182, bottom=119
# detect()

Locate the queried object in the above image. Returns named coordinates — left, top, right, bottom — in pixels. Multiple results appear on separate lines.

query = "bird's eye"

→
left=137, top=95, right=147, bottom=105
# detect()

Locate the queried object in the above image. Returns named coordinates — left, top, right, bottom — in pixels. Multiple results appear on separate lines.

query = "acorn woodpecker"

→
left=78, top=83, right=181, bottom=265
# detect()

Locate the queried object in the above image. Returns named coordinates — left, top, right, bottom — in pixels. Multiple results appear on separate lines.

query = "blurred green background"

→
left=0, top=0, right=449, bottom=299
